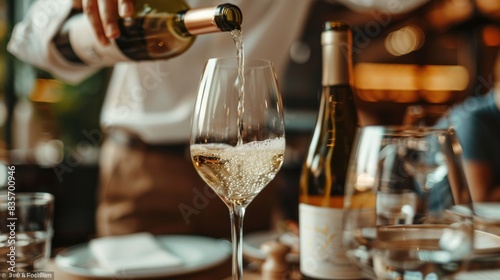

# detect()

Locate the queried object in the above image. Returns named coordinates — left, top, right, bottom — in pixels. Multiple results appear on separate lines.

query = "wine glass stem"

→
left=230, top=205, right=246, bottom=280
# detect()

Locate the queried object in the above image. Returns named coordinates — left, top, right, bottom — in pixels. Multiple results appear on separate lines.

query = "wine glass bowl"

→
left=190, top=57, right=285, bottom=279
left=343, top=126, right=474, bottom=280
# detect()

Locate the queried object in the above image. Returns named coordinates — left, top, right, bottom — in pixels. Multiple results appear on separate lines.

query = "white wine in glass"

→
left=190, top=57, right=286, bottom=279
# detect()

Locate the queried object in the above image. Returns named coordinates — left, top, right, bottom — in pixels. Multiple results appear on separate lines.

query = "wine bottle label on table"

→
left=299, top=203, right=363, bottom=279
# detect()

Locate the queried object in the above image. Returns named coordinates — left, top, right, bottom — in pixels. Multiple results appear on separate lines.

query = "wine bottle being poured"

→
left=54, top=0, right=242, bottom=66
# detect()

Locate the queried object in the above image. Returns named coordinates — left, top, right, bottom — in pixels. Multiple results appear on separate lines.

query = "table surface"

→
left=48, top=226, right=500, bottom=280
left=48, top=259, right=263, bottom=280
left=49, top=258, right=500, bottom=280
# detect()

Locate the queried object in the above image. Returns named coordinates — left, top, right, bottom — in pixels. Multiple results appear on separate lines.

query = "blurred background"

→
left=0, top=0, right=499, bottom=249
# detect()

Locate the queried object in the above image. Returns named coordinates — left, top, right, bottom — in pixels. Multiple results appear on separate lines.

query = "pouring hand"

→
left=81, top=0, right=135, bottom=45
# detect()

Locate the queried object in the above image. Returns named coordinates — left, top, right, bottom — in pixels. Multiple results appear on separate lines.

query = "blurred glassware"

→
left=343, top=126, right=475, bottom=280
left=0, top=192, right=54, bottom=272
left=402, top=105, right=450, bottom=127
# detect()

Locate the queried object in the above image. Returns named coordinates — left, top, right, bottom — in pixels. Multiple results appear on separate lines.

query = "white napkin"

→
left=89, top=232, right=184, bottom=274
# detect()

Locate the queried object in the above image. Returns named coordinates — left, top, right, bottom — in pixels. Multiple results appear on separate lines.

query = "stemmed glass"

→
left=190, top=57, right=286, bottom=279
left=343, top=126, right=474, bottom=280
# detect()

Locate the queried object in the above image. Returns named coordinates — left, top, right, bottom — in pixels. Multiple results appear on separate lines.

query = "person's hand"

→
left=81, top=0, right=136, bottom=46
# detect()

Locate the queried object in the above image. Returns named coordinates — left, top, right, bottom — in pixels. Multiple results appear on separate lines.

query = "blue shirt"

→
left=447, top=91, right=500, bottom=187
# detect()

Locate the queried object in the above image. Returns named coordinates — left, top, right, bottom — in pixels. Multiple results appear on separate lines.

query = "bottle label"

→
left=299, top=203, right=362, bottom=279
left=68, top=14, right=130, bottom=66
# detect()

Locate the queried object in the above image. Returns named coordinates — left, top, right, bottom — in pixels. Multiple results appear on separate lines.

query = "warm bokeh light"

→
left=354, top=63, right=469, bottom=103
left=29, top=79, right=64, bottom=103
left=385, top=25, right=424, bottom=56
left=420, top=65, right=469, bottom=91
left=355, top=63, right=420, bottom=91
left=420, top=90, right=455, bottom=104
left=482, top=25, right=500, bottom=47
left=426, top=0, right=474, bottom=31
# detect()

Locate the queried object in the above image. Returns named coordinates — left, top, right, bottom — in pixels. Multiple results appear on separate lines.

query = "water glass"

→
left=343, top=126, right=474, bottom=280
left=0, top=192, right=54, bottom=272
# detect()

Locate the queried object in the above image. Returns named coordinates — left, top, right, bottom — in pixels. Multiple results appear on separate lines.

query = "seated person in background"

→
left=443, top=51, right=500, bottom=202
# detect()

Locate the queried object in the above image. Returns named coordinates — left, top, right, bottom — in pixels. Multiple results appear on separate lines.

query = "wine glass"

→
left=190, top=57, right=286, bottom=279
left=342, top=126, right=474, bottom=280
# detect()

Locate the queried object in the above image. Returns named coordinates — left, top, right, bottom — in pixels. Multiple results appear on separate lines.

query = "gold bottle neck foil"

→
left=184, top=7, right=220, bottom=35
left=184, top=4, right=242, bottom=35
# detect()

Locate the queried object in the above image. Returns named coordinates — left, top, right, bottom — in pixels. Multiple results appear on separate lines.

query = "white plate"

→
left=474, top=230, right=500, bottom=255
left=475, top=203, right=500, bottom=223
left=243, top=231, right=299, bottom=263
left=55, top=235, right=231, bottom=278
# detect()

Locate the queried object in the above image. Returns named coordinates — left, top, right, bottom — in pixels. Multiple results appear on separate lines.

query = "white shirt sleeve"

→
left=7, top=0, right=100, bottom=84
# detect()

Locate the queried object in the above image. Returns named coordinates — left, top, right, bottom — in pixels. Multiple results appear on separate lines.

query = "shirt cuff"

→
left=7, top=0, right=98, bottom=84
